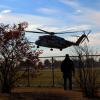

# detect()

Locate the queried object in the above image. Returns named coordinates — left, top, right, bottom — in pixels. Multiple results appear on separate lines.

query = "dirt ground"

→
left=0, top=87, right=97, bottom=100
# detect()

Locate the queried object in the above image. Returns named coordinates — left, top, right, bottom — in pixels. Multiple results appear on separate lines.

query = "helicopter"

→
left=25, top=29, right=91, bottom=51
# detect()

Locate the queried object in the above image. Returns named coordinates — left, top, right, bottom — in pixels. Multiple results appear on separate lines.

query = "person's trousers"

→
left=63, top=76, right=72, bottom=90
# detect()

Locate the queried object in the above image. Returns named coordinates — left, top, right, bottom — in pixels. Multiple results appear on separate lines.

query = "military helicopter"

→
left=25, top=29, right=91, bottom=51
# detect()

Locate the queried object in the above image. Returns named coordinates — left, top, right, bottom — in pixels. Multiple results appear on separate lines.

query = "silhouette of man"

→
left=61, top=54, right=75, bottom=90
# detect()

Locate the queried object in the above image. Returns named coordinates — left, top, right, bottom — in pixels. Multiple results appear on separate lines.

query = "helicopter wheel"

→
left=60, top=49, right=62, bottom=51
left=50, top=48, right=53, bottom=51
left=37, top=45, right=39, bottom=48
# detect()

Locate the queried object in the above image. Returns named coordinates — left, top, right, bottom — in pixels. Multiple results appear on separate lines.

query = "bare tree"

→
left=0, top=22, right=42, bottom=93
left=74, top=44, right=99, bottom=98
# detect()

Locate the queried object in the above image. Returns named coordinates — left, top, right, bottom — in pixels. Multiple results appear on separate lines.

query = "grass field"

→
left=16, top=67, right=100, bottom=89
left=17, top=68, right=63, bottom=87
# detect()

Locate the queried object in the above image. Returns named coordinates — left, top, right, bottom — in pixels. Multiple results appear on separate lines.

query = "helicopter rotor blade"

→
left=37, top=28, right=85, bottom=34
left=71, top=35, right=80, bottom=37
left=29, top=41, right=35, bottom=43
left=80, top=30, right=91, bottom=44
left=25, top=30, right=81, bottom=35
left=25, top=29, right=91, bottom=37
left=84, top=30, right=91, bottom=42
left=37, top=28, right=51, bottom=33
left=37, top=28, right=57, bottom=35
left=25, top=30, right=43, bottom=33
left=86, top=30, right=91, bottom=42
left=56, top=30, right=85, bottom=34
left=87, top=30, right=91, bottom=36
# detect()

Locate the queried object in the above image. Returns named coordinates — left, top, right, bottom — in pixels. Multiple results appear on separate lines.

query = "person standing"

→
left=61, top=54, right=75, bottom=90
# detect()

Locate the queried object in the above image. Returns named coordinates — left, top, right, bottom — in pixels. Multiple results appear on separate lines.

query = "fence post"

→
left=51, top=57, right=55, bottom=87
left=27, top=66, right=30, bottom=87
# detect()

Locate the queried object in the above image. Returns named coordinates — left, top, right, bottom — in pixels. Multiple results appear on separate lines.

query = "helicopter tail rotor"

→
left=76, top=30, right=91, bottom=45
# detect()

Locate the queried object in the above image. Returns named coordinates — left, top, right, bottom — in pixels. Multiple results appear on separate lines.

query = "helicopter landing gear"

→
left=37, top=45, right=39, bottom=48
left=50, top=48, right=53, bottom=51
left=60, top=49, right=62, bottom=51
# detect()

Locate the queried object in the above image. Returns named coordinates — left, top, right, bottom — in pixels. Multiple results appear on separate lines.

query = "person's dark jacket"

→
left=61, top=58, right=75, bottom=76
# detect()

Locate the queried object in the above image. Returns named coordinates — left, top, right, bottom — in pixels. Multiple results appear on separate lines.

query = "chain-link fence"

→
left=16, top=55, right=100, bottom=89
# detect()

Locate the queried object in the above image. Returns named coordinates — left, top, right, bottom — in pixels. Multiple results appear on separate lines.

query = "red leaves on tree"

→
left=4, top=30, right=21, bottom=41
left=0, top=22, right=28, bottom=42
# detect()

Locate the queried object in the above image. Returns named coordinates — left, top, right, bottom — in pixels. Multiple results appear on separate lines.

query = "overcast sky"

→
left=0, top=0, right=100, bottom=56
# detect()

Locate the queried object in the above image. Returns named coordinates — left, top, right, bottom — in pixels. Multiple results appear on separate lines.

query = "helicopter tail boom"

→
left=76, top=34, right=89, bottom=45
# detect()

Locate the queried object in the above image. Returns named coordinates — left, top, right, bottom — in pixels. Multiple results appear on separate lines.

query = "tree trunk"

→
left=1, top=82, right=11, bottom=93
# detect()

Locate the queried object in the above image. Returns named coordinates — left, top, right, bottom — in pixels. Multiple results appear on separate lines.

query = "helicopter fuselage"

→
left=26, top=28, right=91, bottom=51
left=35, top=35, right=76, bottom=50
